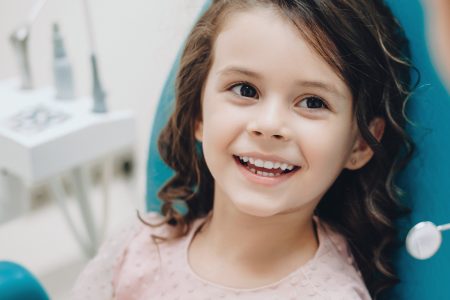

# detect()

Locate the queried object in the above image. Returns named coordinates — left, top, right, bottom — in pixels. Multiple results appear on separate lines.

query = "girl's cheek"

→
left=297, top=120, right=352, bottom=156
left=208, top=99, right=252, bottom=125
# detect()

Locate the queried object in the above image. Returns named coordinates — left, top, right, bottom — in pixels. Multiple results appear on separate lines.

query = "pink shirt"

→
left=70, top=212, right=371, bottom=299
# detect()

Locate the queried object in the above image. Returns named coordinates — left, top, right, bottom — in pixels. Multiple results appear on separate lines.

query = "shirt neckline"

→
left=182, top=215, right=331, bottom=292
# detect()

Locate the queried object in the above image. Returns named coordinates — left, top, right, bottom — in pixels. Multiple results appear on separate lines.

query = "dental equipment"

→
left=406, top=221, right=450, bottom=260
left=53, top=23, right=75, bottom=100
left=81, top=0, right=108, bottom=113
left=10, top=27, right=32, bottom=90
left=9, top=0, right=49, bottom=90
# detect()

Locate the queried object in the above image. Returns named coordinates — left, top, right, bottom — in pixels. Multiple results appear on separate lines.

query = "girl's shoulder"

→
left=69, top=211, right=184, bottom=300
left=109, top=211, right=189, bottom=248
left=112, top=211, right=186, bottom=262
left=111, top=212, right=207, bottom=299
left=309, top=217, right=371, bottom=299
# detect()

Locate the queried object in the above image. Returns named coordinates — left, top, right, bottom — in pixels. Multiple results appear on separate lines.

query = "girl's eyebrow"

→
left=217, top=66, right=262, bottom=79
left=217, top=66, right=344, bottom=99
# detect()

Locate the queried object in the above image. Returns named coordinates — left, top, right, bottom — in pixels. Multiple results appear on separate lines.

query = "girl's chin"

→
left=230, top=198, right=283, bottom=218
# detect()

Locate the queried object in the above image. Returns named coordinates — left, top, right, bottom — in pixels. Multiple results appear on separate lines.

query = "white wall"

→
left=0, top=0, right=207, bottom=207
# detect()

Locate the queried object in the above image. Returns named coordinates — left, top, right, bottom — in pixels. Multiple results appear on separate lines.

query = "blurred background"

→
left=0, top=0, right=205, bottom=298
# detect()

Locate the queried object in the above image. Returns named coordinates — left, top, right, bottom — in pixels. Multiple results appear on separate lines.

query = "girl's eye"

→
left=230, top=83, right=259, bottom=99
left=298, top=96, right=328, bottom=110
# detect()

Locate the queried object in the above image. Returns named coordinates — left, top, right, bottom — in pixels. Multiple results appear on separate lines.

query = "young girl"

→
left=71, top=0, right=414, bottom=299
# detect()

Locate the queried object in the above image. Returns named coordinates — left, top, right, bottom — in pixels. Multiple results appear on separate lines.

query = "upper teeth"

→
left=239, top=156, right=295, bottom=171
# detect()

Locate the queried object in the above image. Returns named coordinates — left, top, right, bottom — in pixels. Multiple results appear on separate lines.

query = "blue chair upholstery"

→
left=0, top=261, right=49, bottom=300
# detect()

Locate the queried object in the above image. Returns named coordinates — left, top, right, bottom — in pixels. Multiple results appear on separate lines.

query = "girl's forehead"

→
left=212, top=7, right=351, bottom=102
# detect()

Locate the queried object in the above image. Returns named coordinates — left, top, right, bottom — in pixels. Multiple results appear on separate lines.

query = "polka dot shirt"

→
left=70, top=212, right=371, bottom=299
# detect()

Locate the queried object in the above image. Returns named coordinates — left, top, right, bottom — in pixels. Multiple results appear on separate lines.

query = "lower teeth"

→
left=247, top=166, right=281, bottom=177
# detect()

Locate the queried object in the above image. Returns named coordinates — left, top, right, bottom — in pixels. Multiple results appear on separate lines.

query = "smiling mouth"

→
left=232, top=155, right=301, bottom=177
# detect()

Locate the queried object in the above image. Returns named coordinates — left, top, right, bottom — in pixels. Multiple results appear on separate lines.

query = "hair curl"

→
left=155, top=0, right=416, bottom=297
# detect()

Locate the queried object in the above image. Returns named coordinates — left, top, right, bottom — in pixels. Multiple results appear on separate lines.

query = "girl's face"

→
left=195, top=7, right=360, bottom=217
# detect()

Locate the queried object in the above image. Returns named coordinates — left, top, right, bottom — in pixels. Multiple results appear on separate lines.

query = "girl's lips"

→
left=233, top=155, right=300, bottom=187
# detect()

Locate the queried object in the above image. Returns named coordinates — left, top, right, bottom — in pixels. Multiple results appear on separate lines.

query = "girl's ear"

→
left=194, top=120, right=203, bottom=142
left=345, top=117, right=385, bottom=170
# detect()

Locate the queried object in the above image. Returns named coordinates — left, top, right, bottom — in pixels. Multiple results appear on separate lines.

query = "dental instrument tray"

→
left=4, top=104, right=71, bottom=135
left=0, top=78, right=135, bottom=185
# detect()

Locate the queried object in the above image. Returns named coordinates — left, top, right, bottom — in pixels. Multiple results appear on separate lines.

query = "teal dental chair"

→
left=385, top=0, right=450, bottom=299
left=0, top=261, right=49, bottom=300
left=146, top=0, right=450, bottom=299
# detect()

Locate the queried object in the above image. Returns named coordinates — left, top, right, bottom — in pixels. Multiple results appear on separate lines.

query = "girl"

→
left=71, top=0, right=414, bottom=299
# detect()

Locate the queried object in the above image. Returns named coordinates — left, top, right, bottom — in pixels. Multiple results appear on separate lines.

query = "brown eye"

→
left=298, top=96, right=327, bottom=109
left=231, top=83, right=258, bottom=98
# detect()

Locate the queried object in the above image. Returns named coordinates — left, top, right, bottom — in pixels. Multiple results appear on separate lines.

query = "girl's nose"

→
left=246, top=101, right=290, bottom=142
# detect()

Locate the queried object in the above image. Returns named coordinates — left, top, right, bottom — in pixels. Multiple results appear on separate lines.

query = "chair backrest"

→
left=146, top=0, right=450, bottom=298
left=146, top=0, right=212, bottom=213
left=385, top=0, right=450, bottom=298
left=0, top=261, right=49, bottom=300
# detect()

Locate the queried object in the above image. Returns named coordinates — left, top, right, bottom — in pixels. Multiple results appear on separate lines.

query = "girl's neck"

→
left=204, top=205, right=317, bottom=262
left=188, top=197, right=319, bottom=288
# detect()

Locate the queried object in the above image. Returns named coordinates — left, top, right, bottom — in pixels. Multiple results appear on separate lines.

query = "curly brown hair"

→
left=154, top=0, right=415, bottom=298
